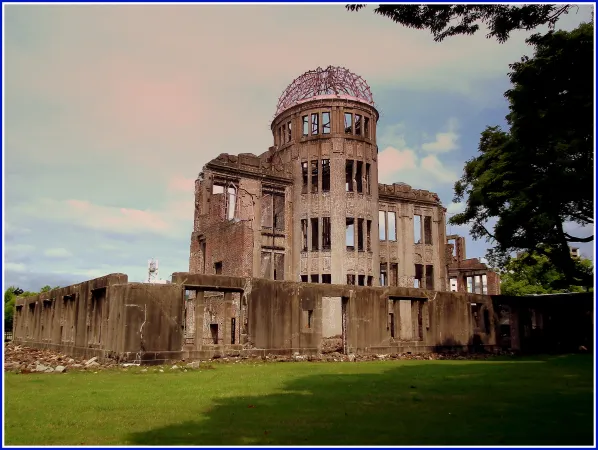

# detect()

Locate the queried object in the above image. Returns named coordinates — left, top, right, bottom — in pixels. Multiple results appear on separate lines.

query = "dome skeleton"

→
left=275, top=66, right=375, bottom=117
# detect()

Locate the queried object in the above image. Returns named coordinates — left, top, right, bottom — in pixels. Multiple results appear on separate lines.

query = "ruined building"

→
left=189, top=66, right=448, bottom=289
left=447, top=235, right=501, bottom=295
left=11, top=67, right=592, bottom=363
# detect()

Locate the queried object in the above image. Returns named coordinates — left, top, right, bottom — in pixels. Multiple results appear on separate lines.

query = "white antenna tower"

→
left=147, top=258, right=159, bottom=283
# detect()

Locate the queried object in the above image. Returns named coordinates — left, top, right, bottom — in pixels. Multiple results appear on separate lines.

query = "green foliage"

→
left=346, top=4, right=573, bottom=42
left=449, top=22, right=594, bottom=286
left=500, top=252, right=594, bottom=296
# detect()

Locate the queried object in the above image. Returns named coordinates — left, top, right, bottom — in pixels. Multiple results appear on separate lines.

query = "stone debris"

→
left=4, top=343, right=118, bottom=374
left=5, top=342, right=518, bottom=374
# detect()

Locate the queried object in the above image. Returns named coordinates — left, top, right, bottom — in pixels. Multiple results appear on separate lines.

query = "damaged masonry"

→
left=11, top=66, right=593, bottom=364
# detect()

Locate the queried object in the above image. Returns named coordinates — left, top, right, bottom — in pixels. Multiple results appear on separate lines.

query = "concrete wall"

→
left=13, top=275, right=185, bottom=363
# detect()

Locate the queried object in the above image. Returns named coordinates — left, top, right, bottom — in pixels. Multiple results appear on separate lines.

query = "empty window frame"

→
left=200, top=238, right=207, bottom=273
left=301, top=162, right=308, bottom=194
left=357, top=218, right=364, bottom=251
left=424, top=216, right=433, bottom=244
left=274, top=253, right=285, bottom=281
left=482, top=274, right=488, bottom=295
left=388, top=212, right=397, bottom=241
left=311, top=160, right=319, bottom=193
left=364, top=116, right=370, bottom=138
left=344, top=113, right=353, bottom=134
left=355, top=161, right=363, bottom=192
left=261, top=193, right=274, bottom=229
left=302, top=115, right=309, bottom=136
left=278, top=127, right=282, bottom=145
left=273, top=194, right=284, bottom=231
left=214, top=262, right=223, bottom=275
left=347, top=274, right=356, bottom=285
left=322, top=217, right=331, bottom=250
left=366, top=220, right=372, bottom=251
left=346, top=218, right=355, bottom=250
left=414, top=264, right=424, bottom=288
left=365, top=163, right=371, bottom=194
left=301, top=219, right=308, bottom=252
left=390, top=263, right=398, bottom=287
left=306, top=309, right=314, bottom=328
left=367, top=276, right=373, bottom=286
left=345, top=160, right=354, bottom=192
left=287, top=121, right=292, bottom=142
left=355, top=114, right=362, bottom=136
left=260, top=252, right=272, bottom=279
left=311, top=218, right=319, bottom=251
left=226, top=187, right=236, bottom=220
left=311, top=113, right=319, bottom=135
left=310, top=274, right=319, bottom=283
left=321, top=159, right=331, bottom=192
left=380, top=263, right=388, bottom=286
left=358, top=275, right=365, bottom=286
left=301, top=275, right=308, bottom=283
left=379, top=211, right=386, bottom=240
left=414, top=215, right=422, bottom=244
left=425, top=265, right=434, bottom=290
left=212, top=184, right=225, bottom=194
left=322, top=274, right=332, bottom=284
left=322, top=112, right=331, bottom=134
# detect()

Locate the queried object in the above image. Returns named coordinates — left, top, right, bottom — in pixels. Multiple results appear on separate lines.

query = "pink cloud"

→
left=168, top=175, right=196, bottom=193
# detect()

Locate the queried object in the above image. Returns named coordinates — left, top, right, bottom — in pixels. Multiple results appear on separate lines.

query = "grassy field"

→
left=4, top=354, right=594, bottom=446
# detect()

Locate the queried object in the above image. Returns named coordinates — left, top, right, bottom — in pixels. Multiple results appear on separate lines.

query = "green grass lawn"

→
left=4, top=354, right=594, bottom=445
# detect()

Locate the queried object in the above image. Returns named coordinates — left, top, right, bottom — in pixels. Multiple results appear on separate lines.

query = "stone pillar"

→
left=223, top=292, right=233, bottom=345
left=194, top=292, right=205, bottom=350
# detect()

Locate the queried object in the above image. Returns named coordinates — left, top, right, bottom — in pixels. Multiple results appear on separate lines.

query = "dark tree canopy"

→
left=449, top=22, right=594, bottom=286
left=346, top=4, right=574, bottom=43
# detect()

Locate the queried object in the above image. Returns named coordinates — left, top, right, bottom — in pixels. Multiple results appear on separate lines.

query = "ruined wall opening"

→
left=358, top=275, right=365, bottom=286
left=346, top=218, right=355, bottom=250
left=365, top=163, right=371, bottom=194
left=310, top=274, right=319, bottom=283
left=322, top=159, right=331, bottom=192
left=311, top=161, right=319, bottom=193
left=322, top=274, right=331, bottom=284
left=388, top=212, right=397, bottom=241
left=357, top=218, right=364, bottom=251
left=27, top=303, right=35, bottom=339
left=345, top=160, right=354, bottom=192
left=301, top=162, right=308, bottom=194
left=322, top=112, right=331, bottom=134
left=214, top=262, right=223, bottom=275
left=346, top=274, right=356, bottom=285
left=301, top=219, right=308, bottom=251
left=414, top=264, right=424, bottom=288
left=366, top=220, right=372, bottom=251
left=380, top=263, right=388, bottom=286
left=344, top=113, right=353, bottom=134
left=311, top=218, right=319, bottom=251
left=199, top=238, right=207, bottom=273
left=322, top=217, right=331, bottom=250
left=355, top=114, right=362, bottom=136
left=424, top=216, right=433, bottom=244
left=210, top=324, right=219, bottom=344
left=390, top=297, right=426, bottom=341
left=414, top=215, right=422, bottom=244
left=355, top=161, right=363, bottom=192
left=302, top=115, right=309, bottom=136
left=88, top=288, right=107, bottom=347
left=42, top=299, right=54, bottom=342
left=322, top=296, right=342, bottom=353
left=364, top=117, right=370, bottom=138
left=301, top=275, right=308, bottom=283
left=311, top=113, right=319, bottom=135
left=425, top=265, right=434, bottom=290
left=379, top=210, right=386, bottom=240
left=274, top=253, right=285, bottom=281
left=390, top=263, right=399, bottom=287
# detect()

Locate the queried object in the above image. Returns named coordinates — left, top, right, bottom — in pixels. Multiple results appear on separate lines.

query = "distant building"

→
left=570, top=247, right=580, bottom=259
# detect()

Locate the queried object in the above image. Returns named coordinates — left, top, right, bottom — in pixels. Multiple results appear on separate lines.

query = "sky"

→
left=3, top=4, right=595, bottom=291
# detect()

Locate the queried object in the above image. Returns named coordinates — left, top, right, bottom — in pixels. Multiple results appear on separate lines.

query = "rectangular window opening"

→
left=365, top=163, right=371, bottom=194
left=311, top=160, right=319, bottom=193
left=347, top=274, right=356, bottom=285
left=310, top=274, right=319, bottom=283
left=367, top=276, right=373, bottom=286
left=322, top=217, right=331, bottom=250
left=301, top=275, right=308, bottom=283
left=231, top=318, right=236, bottom=345
left=273, top=194, right=285, bottom=231
left=414, top=264, right=424, bottom=288
left=311, top=113, right=319, bottom=135
left=424, top=216, right=433, bottom=244
left=379, top=211, right=386, bottom=241
left=391, top=263, right=398, bottom=287
left=355, top=161, right=363, bottom=192
left=358, top=275, right=365, bottom=286
left=388, top=212, right=397, bottom=242
left=261, top=193, right=273, bottom=229
left=321, top=159, right=330, bottom=192
left=301, top=162, right=308, bottom=194
left=364, top=116, right=370, bottom=138
left=366, top=220, right=372, bottom=252
left=214, top=261, right=223, bottom=275
left=322, top=112, right=331, bottom=134
left=301, top=219, right=308, bottom=252
left=311, top=218, right=319, bottom=251
left=389, top=313, right=395, bottom=338
left=345, top=160, right=354, bottom=192
left=307, top=310, right=313, bottom=328
left=210, top=324, right=218, bottom=344
left=287, top=121, right=292, bottom=142
left=355, top=114, right=362, bottom=136
left=344, top=112, right=353, bottom=134
left=260, top=252, right=272, bottom=279
left=322, top=274, right=331, bottom=284
left=212, top=184, right=225, bottom=194
left=274, top=253, right=285, bottom=281
left=425, top=265, right=434, bottom=290
left=380, top=263, right=388, bottom=286
left=227, top=187, right=236, bottom=220
left=357, top=218, right=364, bottom=251
left=414, top=215, right=422, bottom=244
left=302, top=115, right=309, bottom=136
left=346, top=218, right=355, bottom=250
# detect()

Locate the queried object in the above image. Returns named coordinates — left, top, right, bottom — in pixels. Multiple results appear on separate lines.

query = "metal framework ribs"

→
left=275, top=66, right=374, bottom=117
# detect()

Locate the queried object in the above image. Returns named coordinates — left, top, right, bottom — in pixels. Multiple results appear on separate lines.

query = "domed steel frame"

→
left=274, top=66, right=374, bottom=117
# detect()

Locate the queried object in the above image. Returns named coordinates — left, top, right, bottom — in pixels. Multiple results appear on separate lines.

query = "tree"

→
left=3, top=285, right=59, bottom=330
left=449, top=22, right=594, bottom=286
left=346, top=4, right=575, bottom=43
left=499, top=251, right=593, bottom=296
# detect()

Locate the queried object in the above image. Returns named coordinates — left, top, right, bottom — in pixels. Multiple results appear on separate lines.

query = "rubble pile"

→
left=4, top=343, right=118, bottom=373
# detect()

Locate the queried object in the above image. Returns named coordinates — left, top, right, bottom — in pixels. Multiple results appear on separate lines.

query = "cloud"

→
left=43, top=247, right=73, bottom=258
left=5, top=262, right=27, bottom=273
left=422, top=118, right=459, bottom=153
left=5, top=243, right=36, bottom=254
left=446, top=202, right=465, bottom=215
